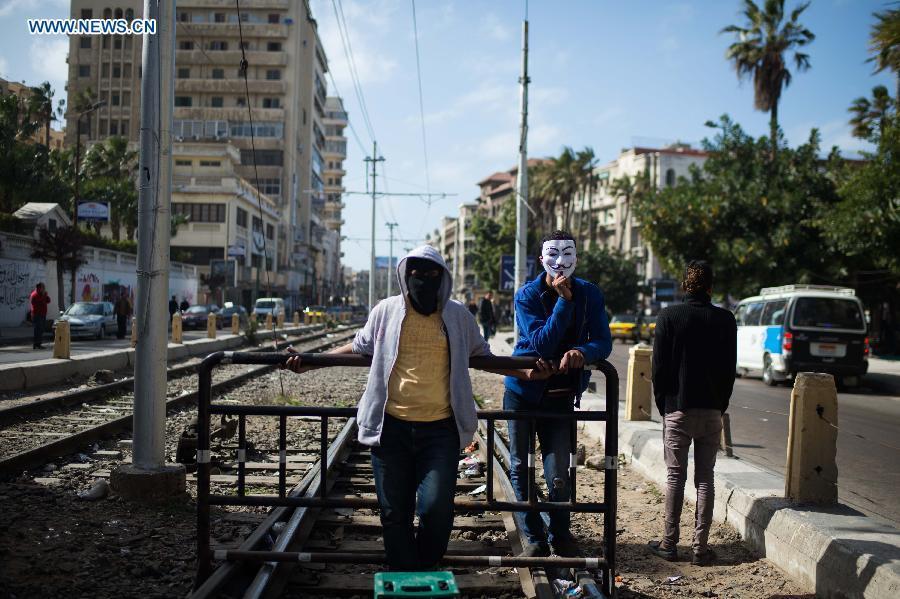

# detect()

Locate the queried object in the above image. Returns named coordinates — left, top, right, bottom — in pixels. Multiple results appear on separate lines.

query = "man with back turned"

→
left=648, top=260, right=737, bottom=566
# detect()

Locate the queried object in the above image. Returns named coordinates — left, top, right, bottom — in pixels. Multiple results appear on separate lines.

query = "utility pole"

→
left=363, top=142, right=384, bottom=311
left=386, top=222, right=398, bottom=297
left=514, top=18, right=530, bottom=337
left=111, top=0, right=184, bottom=499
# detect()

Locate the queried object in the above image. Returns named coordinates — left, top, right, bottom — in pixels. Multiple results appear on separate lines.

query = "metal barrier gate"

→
left=195, top=351, right=619, bottom=596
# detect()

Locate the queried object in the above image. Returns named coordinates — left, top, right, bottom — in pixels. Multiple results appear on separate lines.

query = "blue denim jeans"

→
left=371, top=414, right=459, bottom=570
left=503, top=388, right=574, bottom=546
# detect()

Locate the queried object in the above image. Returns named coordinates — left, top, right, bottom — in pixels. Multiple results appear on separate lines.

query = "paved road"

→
left=0, top=329, right=214, bottom=364
left=604, top=342, right=900, bottom=526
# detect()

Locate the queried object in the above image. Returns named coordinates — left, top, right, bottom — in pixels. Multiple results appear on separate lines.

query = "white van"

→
left=734, top=285, right=868, bottom=387
left=254, top=297, right=285, bottom=323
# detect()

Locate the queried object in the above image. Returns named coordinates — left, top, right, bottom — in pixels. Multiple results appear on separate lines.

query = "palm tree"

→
left=573, top=147, right=597, bottom=248
left=531, top=148, right=580, bottom=232
left=849, top=85, right=895, bottom=140
left=82, top=136, right=138, bottom=240
left=868, top=7, right=900, bottom=101
left=722, top=0, right=815, bottom=157
left=27, top=81, right=55, bottom=148
left=610, top=172, right=650, bottom=253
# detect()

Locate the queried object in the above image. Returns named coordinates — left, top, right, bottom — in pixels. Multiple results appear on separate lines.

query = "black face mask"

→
left=407, top=274, right=442, bottom=315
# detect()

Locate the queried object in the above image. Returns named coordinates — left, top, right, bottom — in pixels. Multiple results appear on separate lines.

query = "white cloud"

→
left=28, top=36, right=68, bottom=96
left=481, top=13, right=511, bottom=42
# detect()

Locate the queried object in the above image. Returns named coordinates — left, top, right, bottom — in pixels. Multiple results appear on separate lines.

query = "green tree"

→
left=868, top=7, right=900, bottom=100
left=26, top=81, right=56, bottom=149
left=849, top=85, right=895, bottom=139
left=31, top=226, right=87, bottom=312
left=577, top=246, right=642, bottom=313
left=722, top=0, right=814, bottom=158
left=609, top=172, right=651, bottom=252
left=82, top=136, right=138, bottom=240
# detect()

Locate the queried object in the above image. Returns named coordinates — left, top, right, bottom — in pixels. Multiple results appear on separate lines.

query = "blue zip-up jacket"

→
left=504, top=275, right=613, bottom=403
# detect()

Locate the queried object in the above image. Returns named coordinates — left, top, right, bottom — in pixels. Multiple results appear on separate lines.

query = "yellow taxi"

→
left=609, top=314, right=638, bottom=342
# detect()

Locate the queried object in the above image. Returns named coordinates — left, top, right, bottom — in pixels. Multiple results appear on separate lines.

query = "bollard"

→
left=207, top=313, right=217, bottom=339
left=277, top=312, right=285, bottom=329
left=52, top=320, right=71, bottom=359
left=625, top=344, right=653, bottom=421
left=785, top=372, right=838, bottom=504
left=130, top=316, right=138, bottom=347
left=293, top=311, right=300, bottom=326
left=231, top=313, right=239, bottom=335
left=265, top=312, right=273, bottom=330
left=304, top=311, right=311, bottom=325
left=172, top=312, right=183, bottom=344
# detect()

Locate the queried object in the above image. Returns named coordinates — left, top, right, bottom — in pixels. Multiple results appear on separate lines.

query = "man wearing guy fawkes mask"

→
left=285, top=246, right=553, bottom=570
left=504, top=230, right=612, bottom=558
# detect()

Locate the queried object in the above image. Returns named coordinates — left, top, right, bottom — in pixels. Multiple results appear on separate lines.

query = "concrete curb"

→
left=579, top=394, right=900, bottom=599
left=0, top=326, right=315, bottom=392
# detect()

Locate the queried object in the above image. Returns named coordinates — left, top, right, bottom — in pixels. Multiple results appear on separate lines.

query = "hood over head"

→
left=396, top=245, right=453, bottom=310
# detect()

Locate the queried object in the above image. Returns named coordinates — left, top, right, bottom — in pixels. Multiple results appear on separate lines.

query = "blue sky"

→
left=0, top=0, right=893, bottom=270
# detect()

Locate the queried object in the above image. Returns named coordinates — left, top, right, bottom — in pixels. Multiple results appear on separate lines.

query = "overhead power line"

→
left=331, top=0, right=377, bottom=144
left=410, top=0, right=431, bottom=195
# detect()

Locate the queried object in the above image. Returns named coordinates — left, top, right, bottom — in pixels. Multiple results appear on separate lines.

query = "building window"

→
left=265, top=69, right=281, bottom=80
left=123, top=92, right=131, bottom=105
left=79, top=37, right=91, bottom=49
left=111, top=93, right=120, bottom=106
left=258, top=178, right=281, bottom=196
left=81, top=8, right=92, bottom=18
left=665, top=168, right=676, bottom=188
left=101, top=64, right=110, bottom=77
left=214, top=13, right=226, bottom=23
left=267, top=42, right=281, bottom=51
left=240, top=149, right=283, bottom=166
left=172, top=203, right=226, bottom=223
left=102, top=35, right=110, bottom=49
left=236, top=207, right=248, bottom=228
left=174, top=96, right=193, bottom=107
left=114, top=37, right=122, bottom=50
left=235, top=97, right=246, bottom=107
left=178, top=12, right=191, bottom=22
left=179, top=41, right=194, bottom=50
left=124, top=37, right=132, bottom=50
left=177, top=68, right=190, bottom=79
left=209, top=41, right=228, bottom=51
left=261, top=97, right=280, bottom=108
left=210, top=97, right=223, bottom=107
left=123, top=64, right=131, bottom=78
left=120, top=121, right=128, bottom=136
left=252, top=216, right=262, bottom=232
left=78, top=65, right=90, bottom=77
left=266, top=223, right=274, bottom=240
left=110, top=121, right=119, bottom=135
left=199, top=160, right=221, bottom=167
left=175, top=159, right=192, bottom=166
left=125, top=8, right=134, bottom=21
left=268, top=13, right=280, bottom=23
left=211, top=68, right=224, bottom=80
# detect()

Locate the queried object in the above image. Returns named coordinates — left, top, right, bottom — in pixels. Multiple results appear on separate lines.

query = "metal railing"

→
left=194, top=352, right=619, bottom=596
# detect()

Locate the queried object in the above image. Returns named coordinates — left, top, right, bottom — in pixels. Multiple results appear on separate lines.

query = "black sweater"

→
left=652, top=293, right=737, bottom=415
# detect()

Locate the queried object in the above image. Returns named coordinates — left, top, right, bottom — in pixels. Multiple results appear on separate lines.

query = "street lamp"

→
left=73, top=100, right=107, bottom=225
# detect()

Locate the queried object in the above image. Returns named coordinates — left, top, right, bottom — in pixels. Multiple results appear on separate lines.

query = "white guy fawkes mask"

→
left=541, top=240, right=577, bottom=279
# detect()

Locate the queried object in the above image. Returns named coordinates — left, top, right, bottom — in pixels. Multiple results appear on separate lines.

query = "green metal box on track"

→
left=373, top=571, right=460, bottom=598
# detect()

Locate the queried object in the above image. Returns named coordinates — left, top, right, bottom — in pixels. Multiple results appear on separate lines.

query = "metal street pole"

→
left=514, top=19, right=530, bottom=338
left=386, top=221, right=398, bottom=297
left=363, top=142, right=384, bottom=311
left=133, top=0, right=174, bottom=470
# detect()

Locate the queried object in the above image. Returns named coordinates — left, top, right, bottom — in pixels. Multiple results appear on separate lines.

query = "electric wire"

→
left=410, top=0, right=431, bottom=195
left=325, top=69, right=368, bottom=156
left=330, top=0, right=376, bottom=144
left=234, top=0, right=283, bottom=397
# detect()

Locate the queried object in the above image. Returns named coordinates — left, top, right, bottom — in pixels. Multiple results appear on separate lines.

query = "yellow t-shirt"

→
left=385, top=306, right=451, bottom=422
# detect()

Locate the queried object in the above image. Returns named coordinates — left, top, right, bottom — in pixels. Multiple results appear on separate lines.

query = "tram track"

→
left=0, top=326, right=360, bottom=476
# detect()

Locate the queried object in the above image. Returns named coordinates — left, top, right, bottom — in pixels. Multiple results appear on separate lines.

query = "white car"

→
left=53, top=301, right=119, bottom=339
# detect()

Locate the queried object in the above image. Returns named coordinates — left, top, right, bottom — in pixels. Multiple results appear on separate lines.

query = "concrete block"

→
left=172, top=313, right=183, bottom=344
left=21, top=358, right=79, bottom=389
left=786, top=373, right=838, bottom=504
left=276, top=312, right=285, bottom=329
left=167, top=343, right=189, bottom=361
left=53, top=320, right=70, bottom=359
left=110, top=463, right=187, bottom=501
left=625, top=344, right=652, bottom=421
left=293, top=311, right=300, bottom=326
left=71, top=350, right=128, bottom=376
left=304, top=312, right=311, bottom=324
left=231, top=313, right=239, bottom=335
left=265, top=312, right=273, bottom=330
left=207, top=313, right=217, bottom=339
left=0, top=365, right=26, bottom=391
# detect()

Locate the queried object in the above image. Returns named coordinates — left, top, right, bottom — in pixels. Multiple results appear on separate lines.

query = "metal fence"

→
left=194, top=351, right=619, bottom=596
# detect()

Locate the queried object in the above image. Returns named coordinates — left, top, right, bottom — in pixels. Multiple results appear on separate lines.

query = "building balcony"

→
left=175, top=79, right=286, bottom=95
left=177, top=23, right=288, bottom=39
left=323, top=110, right=348, bottom=124
left=176, top=49, right=287, bottom=66
left=179, top=0, right=288, bottom=7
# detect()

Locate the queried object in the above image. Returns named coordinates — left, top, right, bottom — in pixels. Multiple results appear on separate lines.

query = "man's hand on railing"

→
left=523, top=358, right=558, bottom=381
left=282, top=346, right=313, bottom=374
left=559, top=349, right=585, bottom=372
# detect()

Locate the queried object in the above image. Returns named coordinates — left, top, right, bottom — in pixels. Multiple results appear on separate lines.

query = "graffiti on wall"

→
left=0, top=259, right=45, bottom=325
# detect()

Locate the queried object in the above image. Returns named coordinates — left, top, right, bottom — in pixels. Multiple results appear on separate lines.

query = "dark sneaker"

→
left=647, top=539, right=677, bottom=561
left=518, top=542, right=550, bottom=558
left=692, top=548, right=717, bottom=566
left=551, top=535, right=581, bottom=557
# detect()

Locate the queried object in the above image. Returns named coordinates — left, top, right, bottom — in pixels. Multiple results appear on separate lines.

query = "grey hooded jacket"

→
left=352, top=245, right=492, bottom=448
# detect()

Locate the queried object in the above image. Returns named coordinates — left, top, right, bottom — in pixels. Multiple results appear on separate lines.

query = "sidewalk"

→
left=0, top=325, right=48, bottom=347
left=487, top=334, right=900, bottom=598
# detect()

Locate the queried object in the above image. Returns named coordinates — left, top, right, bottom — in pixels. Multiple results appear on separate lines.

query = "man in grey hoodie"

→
left=286, top=246, right=551, bottom=570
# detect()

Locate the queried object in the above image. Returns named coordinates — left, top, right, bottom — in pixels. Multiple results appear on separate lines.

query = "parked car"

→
left=53, top=301, right=118, bottom=340
left=181, top=304, right=221, bottom=330
left=734, top=284, right=868, bottom=387
left=609, top=314, right=638, bottom=342
left=254, top=297, right=285, bottom=323
left=219, top=303, right=249, bottom=328
left=640, top=315, right=658, bottom=341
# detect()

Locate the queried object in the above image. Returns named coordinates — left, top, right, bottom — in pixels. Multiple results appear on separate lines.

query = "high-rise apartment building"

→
left=64, top=0, right=344, bottom=309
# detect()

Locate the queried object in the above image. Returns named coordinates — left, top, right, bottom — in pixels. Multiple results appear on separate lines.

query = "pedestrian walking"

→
left=467, top=301, right=478, bottom=317
left=285, top=246, right=552, bottom=570
left=647, top=260, right=737, bottom=566
left=504, top=230, right=612, bottom=557
left=29, top=282, right=51, bottom=350
left=179, top=298, right=190, bottom=312
left=114, top=289, right=132, bottom=339
left=169, top=295, right=179, bottom=318
left=478, top=291, right=496, bottom=340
